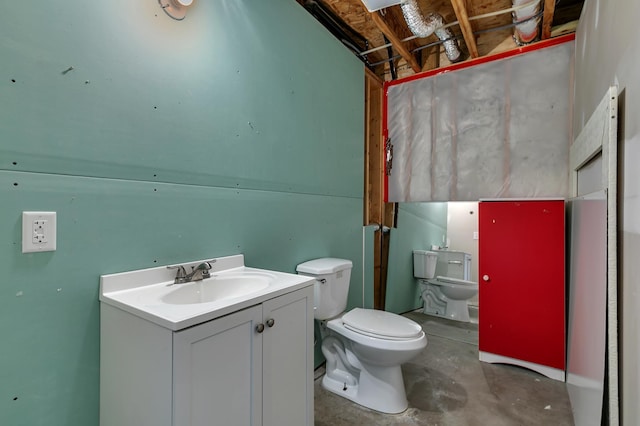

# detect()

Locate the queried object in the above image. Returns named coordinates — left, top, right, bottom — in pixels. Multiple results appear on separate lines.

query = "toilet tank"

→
left=296, top=258, right=353, bottom=320
left=434, top=250, right=472, bottom=280
left=412, top=250, right=438, bottom=279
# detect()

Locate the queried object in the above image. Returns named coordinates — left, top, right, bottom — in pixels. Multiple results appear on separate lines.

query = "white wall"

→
left=446, top=202, right=479, bottom=306
left=446, top=202, right=479, bottom=282
left=574, top=0, right=640, bottom=423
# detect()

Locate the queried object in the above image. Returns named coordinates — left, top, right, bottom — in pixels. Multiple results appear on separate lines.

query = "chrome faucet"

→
left=167, top=260, right=215, bottom=285
left=186, top=261, right=213, bottom=282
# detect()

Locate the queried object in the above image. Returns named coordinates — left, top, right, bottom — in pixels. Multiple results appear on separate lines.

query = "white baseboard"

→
left=479, top=351, right=565, bottom=382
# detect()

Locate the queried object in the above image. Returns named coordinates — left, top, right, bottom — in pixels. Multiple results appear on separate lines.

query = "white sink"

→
left=161, top=271, right=275, bottom=305
left=99, top=254, right=314, bottom=330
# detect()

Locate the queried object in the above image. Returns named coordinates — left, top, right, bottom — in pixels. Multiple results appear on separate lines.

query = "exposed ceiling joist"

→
left=541, top=0, right=557, bottom=39
left=449, top=0, right=479, bottom=58
left=369, top=11, right=422, bottom=73
left=298, top=0, right=584, bottom=81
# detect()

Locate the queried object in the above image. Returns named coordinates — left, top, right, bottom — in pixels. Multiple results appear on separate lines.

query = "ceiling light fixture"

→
left=159, top=0, right=194, bottom=21
left=359, top=0, right=402, bottom=13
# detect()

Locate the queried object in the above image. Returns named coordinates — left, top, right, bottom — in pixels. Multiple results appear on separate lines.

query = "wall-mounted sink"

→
left=99, top=254, right=314, bottom=330
left=161, top=271, right=275, bottom=305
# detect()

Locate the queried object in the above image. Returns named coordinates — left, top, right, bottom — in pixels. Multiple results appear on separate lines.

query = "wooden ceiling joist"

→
left=541, top=0, right=557, bottom=39
left=299, top=0, right=584, bottom=81
left=449, top=0, right=479, bottom=58
left=370, top=11, right=422, bottom=73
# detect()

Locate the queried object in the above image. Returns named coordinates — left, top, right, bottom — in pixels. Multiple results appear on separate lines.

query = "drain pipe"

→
left=399, top=0, right=463, bottom=63
left=511, top=0, right=540, bottom=45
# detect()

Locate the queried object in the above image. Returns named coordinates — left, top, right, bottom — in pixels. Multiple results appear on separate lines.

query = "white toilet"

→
left=413, top=250, right=478, bottom=323
left=296, top=258, right=427, bottom=414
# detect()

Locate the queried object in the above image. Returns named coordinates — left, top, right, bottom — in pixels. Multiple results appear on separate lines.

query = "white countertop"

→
left=100, top=254, right=314, bottom=331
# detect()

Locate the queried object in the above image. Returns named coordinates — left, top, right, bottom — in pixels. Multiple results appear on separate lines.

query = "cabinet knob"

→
left=266, top=318, right=275, bottom=328
left=482, top=275, right=490, bottom=282
left=256, top=323, right=265, bottom=333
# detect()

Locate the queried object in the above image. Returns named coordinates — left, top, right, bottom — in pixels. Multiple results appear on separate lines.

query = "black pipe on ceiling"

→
left=302, top=0, right=374, bottom=68
left=383, top=35, right=397, bottom=80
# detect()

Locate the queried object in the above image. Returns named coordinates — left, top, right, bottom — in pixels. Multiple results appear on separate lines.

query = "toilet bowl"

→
left=432, top=276, right=478, bottom=300
left=297, top=258, right=427, bottom=414
left=321, top=308, right=427, bottom=413
left=413, top=250, right=477, bottom=323
left=421, top=276, right=478, bottom=322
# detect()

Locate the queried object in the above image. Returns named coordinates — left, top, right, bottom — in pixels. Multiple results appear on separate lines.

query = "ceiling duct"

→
left=512, top=0, right=540, bottom=45
left=399, top=0, right=463, bottom=63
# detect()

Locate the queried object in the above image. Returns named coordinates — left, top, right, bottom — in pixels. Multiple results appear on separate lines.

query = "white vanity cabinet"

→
left=173, top=287, right=314, bottom=426
left=100, top=285, right=314, bottom=426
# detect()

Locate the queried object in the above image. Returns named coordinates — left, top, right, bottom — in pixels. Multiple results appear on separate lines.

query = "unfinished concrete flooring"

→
left=314, top=311, right=574, bottom=426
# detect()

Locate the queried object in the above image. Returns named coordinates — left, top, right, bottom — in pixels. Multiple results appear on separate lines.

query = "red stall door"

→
left=479, top=200, right=565, bottom=381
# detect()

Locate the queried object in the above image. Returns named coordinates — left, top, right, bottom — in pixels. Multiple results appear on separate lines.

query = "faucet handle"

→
left=200, top=260, right=216, bottom=276
left=167, top=265, right=188, bottom=284
left=198, top=261, right=212, bottom=275
left=189, top=262, right=213, bottom=281
left=194, top=261, right=213, bottom=272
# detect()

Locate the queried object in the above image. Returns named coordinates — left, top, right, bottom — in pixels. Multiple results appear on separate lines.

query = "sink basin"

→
left=162, top=272, right=275, bottom=305
left=99, top=254, right=315, bottom=330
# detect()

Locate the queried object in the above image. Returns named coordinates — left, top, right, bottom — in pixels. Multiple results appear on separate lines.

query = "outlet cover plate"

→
left=22, top=211, right=57, bottom=253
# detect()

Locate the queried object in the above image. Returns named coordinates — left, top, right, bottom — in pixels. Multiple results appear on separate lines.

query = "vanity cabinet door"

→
left=173, top=305, right=263, bottom=426
left=262, top=287, right=314, bottom=426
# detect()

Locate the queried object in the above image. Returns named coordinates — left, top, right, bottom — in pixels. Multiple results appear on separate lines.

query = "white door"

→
left=173, top=305, right=263, bottom=426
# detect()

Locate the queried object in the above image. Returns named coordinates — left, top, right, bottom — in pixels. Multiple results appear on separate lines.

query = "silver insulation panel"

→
left=386, top=42, right=574, bottom=202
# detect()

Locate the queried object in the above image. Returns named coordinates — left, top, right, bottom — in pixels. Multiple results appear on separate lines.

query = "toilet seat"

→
left=327, top=315, right=426, bottom=352
left=341, top=308, right=423, bottom=340
left=434, top=276, right=476, bottom=286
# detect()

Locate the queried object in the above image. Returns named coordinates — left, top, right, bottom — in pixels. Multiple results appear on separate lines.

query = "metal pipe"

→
left=371, top=10, right=545, bottom=69
left=359, top=0, right=542, bottom=57
left=512, top=0, right=541, bottom=45
left=400, top=0, right=463, bottom=63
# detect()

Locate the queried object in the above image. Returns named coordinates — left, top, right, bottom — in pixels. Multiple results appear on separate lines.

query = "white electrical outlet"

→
left=22, top=211, right=57, bottom=253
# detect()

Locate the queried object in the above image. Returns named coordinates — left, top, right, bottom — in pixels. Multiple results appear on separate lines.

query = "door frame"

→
left=569, top=85, right=619, bottom=425
left=364, top=68, right=395, bottom=309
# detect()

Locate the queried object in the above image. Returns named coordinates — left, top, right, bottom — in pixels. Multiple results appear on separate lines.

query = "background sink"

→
left=161, top=272, right=275, bottom=305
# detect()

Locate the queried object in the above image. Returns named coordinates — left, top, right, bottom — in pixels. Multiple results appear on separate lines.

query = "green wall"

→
left=385, top=202, right=448, bottom=314
left=0, top=1, right=364, bottom=425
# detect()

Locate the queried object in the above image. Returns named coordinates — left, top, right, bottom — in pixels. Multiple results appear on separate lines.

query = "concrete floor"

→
left=314, top=310, right=574, bottom=425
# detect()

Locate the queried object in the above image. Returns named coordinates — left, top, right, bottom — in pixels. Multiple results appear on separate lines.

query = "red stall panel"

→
left=479, top=200, right=565, bottom=379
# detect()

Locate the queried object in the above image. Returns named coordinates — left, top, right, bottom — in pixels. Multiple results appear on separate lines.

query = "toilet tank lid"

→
left=296, top=258, right=353, bottom=274
left=342, top=308, right=423, bottom=339
left=413, top=250, right=438, bottom=256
